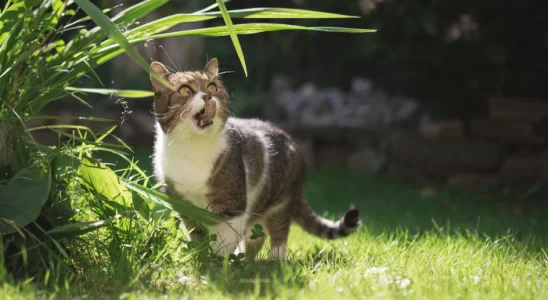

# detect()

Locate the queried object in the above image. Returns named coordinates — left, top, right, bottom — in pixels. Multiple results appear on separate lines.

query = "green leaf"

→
left=193, top=0, right=231, bottom=14
left=111, top=0, right=168, bottom=24
left=46, top=216, right=120, bottom=239
left=24, top=0, right=41, bottom=8
left=216, top=0, right=247, bottom=77
left=73, top=0, right=170, bottom=89
left=132, top=193, right=153, bottom=220
left=198, top=8, right=360, bottom=19
left=140, top=23, right=375, bottom=39
left=27, top=115, right=115, bottom=122
left=123, top=180, right=220, bottom=226
left=78, top=157, right=132, bottom=208
left=65, top=86, right=154, bottom=98
left=0, top=164, right=52, bottom=234
left=124, top=14, right=215, bottom=36
left=95, top=24, right=375, bottom=59
left=55, top=40, right=65, bottom=53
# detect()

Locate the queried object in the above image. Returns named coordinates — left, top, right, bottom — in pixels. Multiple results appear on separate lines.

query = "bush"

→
left=0, top=0, right=371, bottom=287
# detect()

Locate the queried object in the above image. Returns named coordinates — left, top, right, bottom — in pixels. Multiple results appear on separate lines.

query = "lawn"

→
left=1, top=150, right=547, bottom=299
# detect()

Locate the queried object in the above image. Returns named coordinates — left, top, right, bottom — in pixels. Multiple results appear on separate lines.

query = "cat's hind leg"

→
left=243, top=218, right=266, bottom=261
left=265, top=212, right=291, bottom=260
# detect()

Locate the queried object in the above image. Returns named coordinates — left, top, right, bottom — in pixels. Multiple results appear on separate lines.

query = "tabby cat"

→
left=150, top=58, right=361, bottom=260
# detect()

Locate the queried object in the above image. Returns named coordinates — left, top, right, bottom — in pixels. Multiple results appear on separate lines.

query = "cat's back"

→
left=226, top=117, right=296, bottom=152
left=226, top=116, right=304, bottom=176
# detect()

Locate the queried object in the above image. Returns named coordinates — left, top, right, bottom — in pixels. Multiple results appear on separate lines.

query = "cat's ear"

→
left=204, top=58, right=219, bottom=77
left=150, top=61, right=172, bottom=93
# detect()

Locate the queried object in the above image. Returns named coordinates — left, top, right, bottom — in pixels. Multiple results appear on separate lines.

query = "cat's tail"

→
left=292, top=200, right=361, bottom=239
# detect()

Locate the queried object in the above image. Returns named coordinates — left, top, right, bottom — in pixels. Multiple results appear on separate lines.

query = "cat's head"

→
left=149, top=58, right=229, bottom=136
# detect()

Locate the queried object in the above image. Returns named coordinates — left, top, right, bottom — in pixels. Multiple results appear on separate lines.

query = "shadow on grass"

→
left=205, top=259, right=306, bottom=297
left=204, top=244, right=355, bottom=298
left=305, top=168, right=548, bottom=248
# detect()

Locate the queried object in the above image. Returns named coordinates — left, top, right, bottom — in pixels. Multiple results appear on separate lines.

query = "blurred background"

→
left=36, top=0, right=548, bottom=195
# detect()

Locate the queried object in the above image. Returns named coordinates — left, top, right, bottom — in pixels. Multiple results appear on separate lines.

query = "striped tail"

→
left=293, top=200, right=361, bottom=239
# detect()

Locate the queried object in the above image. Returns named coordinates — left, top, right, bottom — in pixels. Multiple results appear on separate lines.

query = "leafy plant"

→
left=0, top=0, right=373, bottom=283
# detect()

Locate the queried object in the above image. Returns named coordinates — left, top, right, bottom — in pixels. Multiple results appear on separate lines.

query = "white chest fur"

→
left=154, top=123, right=228, bottom=209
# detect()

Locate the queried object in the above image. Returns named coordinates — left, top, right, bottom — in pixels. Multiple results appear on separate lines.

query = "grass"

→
left=2, top=149, right=548, bottom=299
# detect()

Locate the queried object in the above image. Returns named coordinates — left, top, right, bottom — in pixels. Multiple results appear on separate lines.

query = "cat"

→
left=149, top=58, right=361, bottom=260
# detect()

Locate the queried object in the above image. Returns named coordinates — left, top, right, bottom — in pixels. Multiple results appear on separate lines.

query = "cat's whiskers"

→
left=159, top=45, right=178, bottom=73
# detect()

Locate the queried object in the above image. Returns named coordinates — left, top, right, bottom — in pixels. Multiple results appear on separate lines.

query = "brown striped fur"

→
left=150, top=58, right=361, bottom=260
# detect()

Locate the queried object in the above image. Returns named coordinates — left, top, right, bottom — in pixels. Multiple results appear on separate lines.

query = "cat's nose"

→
left=202, top=94, right=212, bottom=101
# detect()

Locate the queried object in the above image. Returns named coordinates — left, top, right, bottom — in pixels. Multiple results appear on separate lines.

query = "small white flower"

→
left=398, top=278, right=412, bottom=289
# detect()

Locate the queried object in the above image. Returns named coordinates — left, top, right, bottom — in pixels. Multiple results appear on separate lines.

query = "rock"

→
left=488, top=96, right=548, bottom=121
left=391, top=135, right=503, bottom=175
left=499, top=153, right=548, bottom=185
left=391, top=95, right=419, bottom=121
left=351, top=77, right=373, bottom=96
left=469, top=118, right=547, bottom=144
left=446, top=173, right=498, bottom=189
left=420, top=120, right=465, bottom=139
left=270, top=77, right=420, bottom=129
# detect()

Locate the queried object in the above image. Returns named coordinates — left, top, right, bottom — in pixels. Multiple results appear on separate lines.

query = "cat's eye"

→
left=179, top=86, right=192, bottom=97
left=207, top=83, right=217, bottom=93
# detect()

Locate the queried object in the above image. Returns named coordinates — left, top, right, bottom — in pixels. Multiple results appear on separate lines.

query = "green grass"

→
left=2, top=151, right=548, bottom=299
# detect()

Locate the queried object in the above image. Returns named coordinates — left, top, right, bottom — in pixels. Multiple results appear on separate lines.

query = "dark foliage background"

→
left=17, top=0, right=546, bottom=121
left=200, top=0, right=548, bottom=121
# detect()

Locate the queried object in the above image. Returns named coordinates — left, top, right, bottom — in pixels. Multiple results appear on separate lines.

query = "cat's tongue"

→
left=193, top=99, right=217, bottom=129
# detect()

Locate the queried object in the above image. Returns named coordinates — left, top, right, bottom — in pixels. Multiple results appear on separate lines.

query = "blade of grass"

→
left=27, top=115, right=115, bottom=122
left=193, top=0, right=231, bottom=14
left=197, top=7, right=361, bottom=19
left=123, top=14, right=215, bottom=36
left=111, top=0, right=168, bottom=23
left=123, top=180, right=221, bottom=226
left=65, top=87, right=154, bottom=98
left=216, top=0, right=247, bottom=77
left=73, top=0, right=170, bottom=89
left=46, top=216, right=120, bottom=239
left=93, top=23, right=376, bottom=61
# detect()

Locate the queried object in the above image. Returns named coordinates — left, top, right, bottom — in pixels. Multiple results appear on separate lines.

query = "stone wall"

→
left=27, top=73, right=548, bottom=190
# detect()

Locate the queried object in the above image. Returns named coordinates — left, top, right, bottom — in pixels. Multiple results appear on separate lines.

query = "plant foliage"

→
left=0, top=0, right=373, bottom=284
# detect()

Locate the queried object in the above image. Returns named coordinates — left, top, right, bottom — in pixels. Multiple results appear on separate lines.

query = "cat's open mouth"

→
left=192, top=108, right=213, bottom=129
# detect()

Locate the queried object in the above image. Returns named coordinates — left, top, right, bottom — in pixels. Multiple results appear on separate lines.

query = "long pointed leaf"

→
left=73, top=0, right=170, bottom=89
left=123, top=180, right=220, bottom=226
left=216, top=0, right=247, bottom=77
left=65, top=86, right=154, bottom=98
left=111, top=0, right=168, bottom=23
left=193, top=0, right=231, bottom=14
left=46, top=216, right=120, bottom=238
left=124, top=14, right=215, bottom=36
left=197, top=8, right=360, bottom=19
left=94, top=23, right=375, bottom=59
left=27, top=115, right=115, bottom=122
